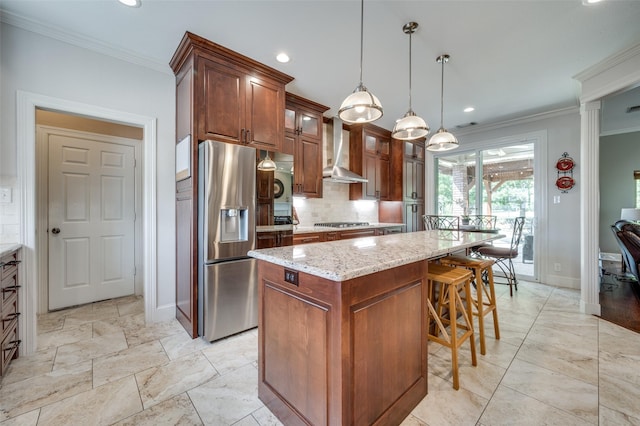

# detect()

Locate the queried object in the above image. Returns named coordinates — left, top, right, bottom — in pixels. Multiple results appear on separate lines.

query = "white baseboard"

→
left=599, top=252, right=621, bottom=262
left=544, top=274, right=581, bottom=289
left=581, top=299, right=601, bottom=316
left=150, top=303, right=176, bottom=323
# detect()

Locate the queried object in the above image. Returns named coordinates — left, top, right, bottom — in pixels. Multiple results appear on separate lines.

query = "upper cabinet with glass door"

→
left=283, top=93, right=329, bottom=198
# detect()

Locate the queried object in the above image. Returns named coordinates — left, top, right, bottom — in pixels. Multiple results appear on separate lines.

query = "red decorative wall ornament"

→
left=555, top=152, right=575, bottom=193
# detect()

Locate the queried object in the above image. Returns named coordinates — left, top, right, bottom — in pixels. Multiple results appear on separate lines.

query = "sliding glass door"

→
left=435, top=142, right=536, bottom=280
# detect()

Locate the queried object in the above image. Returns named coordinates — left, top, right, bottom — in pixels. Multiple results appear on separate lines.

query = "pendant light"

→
left=338, top=0, right=383, bottom=124
left=257, top=152, right=276, bottom=171
left=392, top=22, right=429, bottom=140
left=427, top=54, right=459, bottom=152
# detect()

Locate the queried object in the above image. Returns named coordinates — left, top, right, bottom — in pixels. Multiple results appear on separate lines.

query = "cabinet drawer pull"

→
left=412, top=191, right=417, bottom=199
left=241, top=128, right=246, bottom=143
left=3, top=260, right=20, bottom=267
left=4, top=313, right=20, bottom=321
left=2, top=285, right=21, bottom=292
left=246, top=130, right=250, bottom=143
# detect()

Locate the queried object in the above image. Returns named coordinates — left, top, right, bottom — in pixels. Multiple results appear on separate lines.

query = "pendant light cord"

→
left=408, top=28, right=413, bottom=110
left=359, top=0, right=364, bottom=85
left=439, top=57, right=445, bottom=129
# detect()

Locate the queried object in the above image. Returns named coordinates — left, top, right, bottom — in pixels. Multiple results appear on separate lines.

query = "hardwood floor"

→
left=600, top=264, right=640, bottom=334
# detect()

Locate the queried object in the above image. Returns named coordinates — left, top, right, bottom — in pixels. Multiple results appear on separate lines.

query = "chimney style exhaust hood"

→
left=323, top=117, right=368, bottom=184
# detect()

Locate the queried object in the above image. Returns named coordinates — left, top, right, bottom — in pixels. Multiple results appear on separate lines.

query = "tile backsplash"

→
left=0, top=176, right=20, bottom=244
left=291, top=122, right=380, bottom=226
left=293, top=181, right=379, bottom=225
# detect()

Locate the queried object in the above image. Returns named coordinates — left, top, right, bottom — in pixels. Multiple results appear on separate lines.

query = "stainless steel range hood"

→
left=322, top=117, right=368, bottom=183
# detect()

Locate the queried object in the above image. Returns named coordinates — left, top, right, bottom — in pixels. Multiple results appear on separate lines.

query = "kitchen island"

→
left=248, top=230, right=501, bottom=425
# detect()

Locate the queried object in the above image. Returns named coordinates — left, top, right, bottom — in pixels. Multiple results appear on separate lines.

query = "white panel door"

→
left=48, top=134, right=135, bottom=310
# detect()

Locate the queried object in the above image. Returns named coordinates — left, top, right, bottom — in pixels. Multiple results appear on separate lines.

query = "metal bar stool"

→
left=427, top=262, right=477, bottom=390
left=439, top=255, right=500, bottom=355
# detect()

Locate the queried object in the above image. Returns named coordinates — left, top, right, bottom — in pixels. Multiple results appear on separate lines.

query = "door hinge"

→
left=133, top=266, right=137, bottom=276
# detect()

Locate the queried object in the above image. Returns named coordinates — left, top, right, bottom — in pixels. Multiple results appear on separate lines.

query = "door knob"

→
left=51, top=228, right=61, bottom=235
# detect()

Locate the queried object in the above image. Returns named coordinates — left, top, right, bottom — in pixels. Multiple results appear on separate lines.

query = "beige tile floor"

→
left=1, top=280, right=639, bottom=425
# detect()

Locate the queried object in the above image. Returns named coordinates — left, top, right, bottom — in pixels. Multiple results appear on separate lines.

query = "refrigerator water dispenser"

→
left=219, top=208, right=248, bottom=242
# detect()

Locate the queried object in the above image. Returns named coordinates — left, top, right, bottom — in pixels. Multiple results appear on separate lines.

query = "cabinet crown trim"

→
left=170, top=31, right=294, bottom=85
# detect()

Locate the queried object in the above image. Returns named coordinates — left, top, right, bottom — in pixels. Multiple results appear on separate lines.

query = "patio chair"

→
left=475, top=216, right=525, bottom=296
left=423, top=215, right=460, bottom=231
left=467, top=215, right=497, bottom=230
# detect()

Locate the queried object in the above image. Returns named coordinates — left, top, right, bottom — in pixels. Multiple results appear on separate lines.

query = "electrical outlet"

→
left=553, top=195, right=561, bottom=204
left=554, top=263, right=562, bottom=272
left=0, top=187, right=11, bottom=204
left=284, top=269, right=299, bottom=286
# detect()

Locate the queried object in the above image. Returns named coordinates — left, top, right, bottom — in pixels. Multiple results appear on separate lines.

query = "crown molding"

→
left=574, top=42, right=640, bottom=83
left=453, top=106, right=579, bottom=137
left=0, top=9, right=172, bottom=75
left=600, top=125, right=640, bottom=137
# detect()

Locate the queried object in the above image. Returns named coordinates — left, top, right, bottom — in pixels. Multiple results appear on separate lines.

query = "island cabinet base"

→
left=257, top=260, right=428, bottom=425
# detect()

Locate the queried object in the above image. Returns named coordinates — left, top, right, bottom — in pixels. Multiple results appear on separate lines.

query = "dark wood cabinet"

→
left=256, top=169, right=275, bottom=226
left=349, top=124, right=402, bottom=202
left=337, top=228, right=378, bottom=239
left=293, top=232, right=325, bottom=245
left=170, top=31, right=293, bottom=337
left=405, top=202, right=425, bottom=233
left=284, top=93, right=329, bottom=198
left=403, top=139, right=426, bottom=233
left=1, top=248, right=21, bottom=376
left=198, top=59, right=286, bottom=150
left=256, top=230, right=293, bottom=249
left=257, top=259, right=428, bottom=425
left=404, top=140, right=425, bottom=202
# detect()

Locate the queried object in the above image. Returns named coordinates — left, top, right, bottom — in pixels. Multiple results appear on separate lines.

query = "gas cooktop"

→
left=314, top=222, right=370, bottom=228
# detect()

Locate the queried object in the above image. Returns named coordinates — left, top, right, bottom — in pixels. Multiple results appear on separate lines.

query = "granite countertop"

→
left=292, top=222, right=405, bottom=235
left=0, top=243, right=22, bottom=258
left=248, top=230, right=502, bottom=281
left=256, top=225, right=295, bottom=232
left=256, top=223, right=405, bottom=234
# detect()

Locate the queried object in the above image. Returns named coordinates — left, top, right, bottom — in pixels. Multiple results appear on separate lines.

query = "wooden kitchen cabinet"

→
left=403, top=139, right=426, bottom=232
left=349, top=124, right=402, bottom=202
left=404, top=140, right=425, bottom=202
left=256, top=169, right=275, bottom=226
left=1, top=248, right=21, bottom=376
left=171, top=32, right=293, bottom=150
left=257, top=230, right=293, bottom=249
left=337, top=228, right=378, bottom=239
left=284, top=93, right=329, bottom=198
left=405, top=202, right=425, bottom=233
left=293, top=232, right=325, bottom=245
left=169, top=31, right=294, bottom=337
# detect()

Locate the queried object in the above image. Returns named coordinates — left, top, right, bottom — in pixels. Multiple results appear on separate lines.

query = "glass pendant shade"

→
left=427, top=54, right=459, bottom=152
left=392, top=21, right=428, bottom=140
left=339, top=84, right=383, bottom=124
left=338, top=0, right=383, bottom=125
left=392, top=110, right=429, bottom=140
left=257, top=153, right=276, bottom=171
left=426, top=127, right=459, bottom=151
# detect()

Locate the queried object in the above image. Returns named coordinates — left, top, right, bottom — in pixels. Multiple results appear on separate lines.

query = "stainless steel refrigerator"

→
left=198, top=140, right=257, bottom=341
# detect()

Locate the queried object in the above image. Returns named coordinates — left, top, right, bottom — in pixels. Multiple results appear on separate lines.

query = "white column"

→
left=580, top=100, right=601, bottom=315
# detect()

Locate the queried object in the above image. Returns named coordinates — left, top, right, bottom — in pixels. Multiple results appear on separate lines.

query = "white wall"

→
left=0, top=24, right=176, bottom=312
left=450, top=111, right=582, bottom=287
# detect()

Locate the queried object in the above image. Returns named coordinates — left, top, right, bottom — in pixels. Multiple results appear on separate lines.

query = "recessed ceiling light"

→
left=118, top=0, right=141, bottom=7
left=276, top=53, right=290, bottom=63
left=464, top=107, right=475, bottom=113
left=582, top=0, right=602, bottom=4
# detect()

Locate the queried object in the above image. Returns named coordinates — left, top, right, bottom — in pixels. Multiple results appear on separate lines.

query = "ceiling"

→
left=2, top=0, right=640, bottom=133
